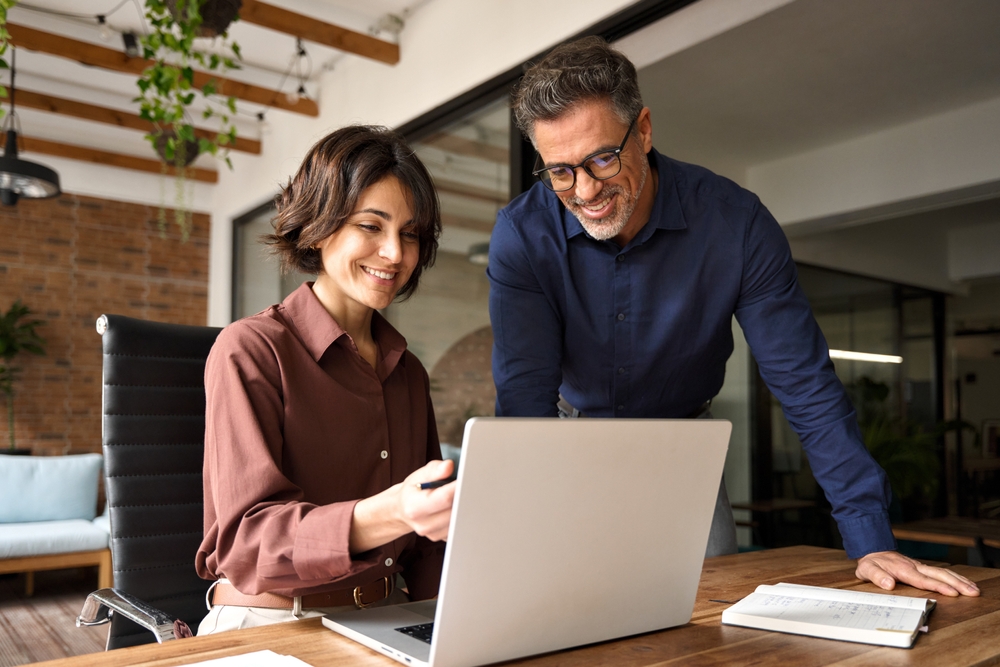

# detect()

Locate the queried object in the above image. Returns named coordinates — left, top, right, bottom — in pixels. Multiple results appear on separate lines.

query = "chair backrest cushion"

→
left=0, top=454, right=103, bottom=523
left=99, top=314, right=221, bottom=650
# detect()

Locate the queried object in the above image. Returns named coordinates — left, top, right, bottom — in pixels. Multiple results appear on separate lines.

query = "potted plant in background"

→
left=0, top=299, right=45, bottom=455
left=847, top=376, right=941, bottom=520
left=136, top=0, right=242, bottom=239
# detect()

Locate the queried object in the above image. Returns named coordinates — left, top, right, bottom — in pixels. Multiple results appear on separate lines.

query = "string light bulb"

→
left=97, top=15, right=113, bottom=41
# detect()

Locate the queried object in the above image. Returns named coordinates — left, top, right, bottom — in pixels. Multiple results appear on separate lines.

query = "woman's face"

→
left=315, top=175, right=420, bottom=314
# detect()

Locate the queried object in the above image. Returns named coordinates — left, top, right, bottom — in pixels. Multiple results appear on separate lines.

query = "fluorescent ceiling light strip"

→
left=828, top=349, right=903, bottom=364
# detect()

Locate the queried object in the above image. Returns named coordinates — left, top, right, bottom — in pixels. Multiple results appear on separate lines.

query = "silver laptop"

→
left=323, top=417, right=731, bottom=667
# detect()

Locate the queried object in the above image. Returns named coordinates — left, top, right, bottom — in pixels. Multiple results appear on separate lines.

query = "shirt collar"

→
left=561, top=148, right=688, bottom=246
left=282, top=282, right=408, bottom=377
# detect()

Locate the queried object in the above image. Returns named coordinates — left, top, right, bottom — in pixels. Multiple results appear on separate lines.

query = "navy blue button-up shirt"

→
left=487, top=149, right=894, bottom=558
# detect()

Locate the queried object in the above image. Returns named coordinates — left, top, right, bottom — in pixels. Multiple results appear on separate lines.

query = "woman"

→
left=196, top=126, right=455, bottom=634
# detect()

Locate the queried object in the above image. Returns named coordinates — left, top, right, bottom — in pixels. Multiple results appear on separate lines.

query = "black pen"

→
left=417, top=476, right=455, bottom=490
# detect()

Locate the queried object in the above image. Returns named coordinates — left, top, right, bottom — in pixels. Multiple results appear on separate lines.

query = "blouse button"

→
left=380, top=450, right=388, bottom=459
left=385, top=557, right=393, bottom=567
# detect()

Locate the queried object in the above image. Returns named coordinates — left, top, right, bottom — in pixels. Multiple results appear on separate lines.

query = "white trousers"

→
left=197, top=580, right=410, bottom=636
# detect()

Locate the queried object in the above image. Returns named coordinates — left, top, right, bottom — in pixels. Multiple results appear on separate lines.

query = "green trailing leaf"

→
left=0, top=299, right=46, bottom=451
left=136, top=0, right=243, bottom=239
left=849, top=376, right=943, bottom=509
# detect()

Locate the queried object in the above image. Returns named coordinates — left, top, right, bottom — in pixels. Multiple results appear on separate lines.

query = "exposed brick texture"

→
left=0, top=193, right=209, bottom=455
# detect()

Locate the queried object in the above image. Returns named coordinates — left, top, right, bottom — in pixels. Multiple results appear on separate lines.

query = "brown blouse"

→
left=195, top=283, right=444, bottom=600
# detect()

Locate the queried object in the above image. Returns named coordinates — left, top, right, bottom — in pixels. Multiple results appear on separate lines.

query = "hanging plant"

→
left=136, top=0, right=242, bottom=239
left=166, top=0, right=241, bottom=37
left=0, top=0, right=15, bottom=115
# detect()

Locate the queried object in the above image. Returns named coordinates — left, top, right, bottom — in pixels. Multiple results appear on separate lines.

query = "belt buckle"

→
left=353, top=576, right=393, bottom=609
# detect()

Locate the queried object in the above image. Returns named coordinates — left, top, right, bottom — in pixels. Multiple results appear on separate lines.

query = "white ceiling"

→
left=639, top=0, right=1000, bottom=174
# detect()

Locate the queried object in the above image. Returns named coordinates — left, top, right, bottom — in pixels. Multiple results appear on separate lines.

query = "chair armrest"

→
left=77, top=588, right=183, bottom=643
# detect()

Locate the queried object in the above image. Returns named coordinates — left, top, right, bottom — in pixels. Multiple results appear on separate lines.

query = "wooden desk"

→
left=893, top=517, right=1000, bottom=549
left=32, top=546, right=1000, bottom=667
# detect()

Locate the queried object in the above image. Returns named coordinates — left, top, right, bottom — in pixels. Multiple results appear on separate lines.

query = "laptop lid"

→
left=326, top=417, right=731, bottom=667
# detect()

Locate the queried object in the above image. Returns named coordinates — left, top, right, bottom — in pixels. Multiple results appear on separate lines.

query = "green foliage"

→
left=861, top=418, right=939, bottom=502
left=0, top=299, right=46, bottom=450
left=135, top=0, right=241, bottom=236
left=0, top=0, right=16, bottom=118
left=848, top=376, right=941, bottom=507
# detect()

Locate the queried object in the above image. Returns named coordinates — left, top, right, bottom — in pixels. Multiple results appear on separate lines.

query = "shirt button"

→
left=384, top=557, right=393, bottom=567
left=380, top=450, right=388, bottom=459
left=617, top=313, right=625, bottom=321
left=617, top=405, right=625, bottom=411
left=616, top=255, right=625, bottom=262
left=618, top=367, right=625, bottom=375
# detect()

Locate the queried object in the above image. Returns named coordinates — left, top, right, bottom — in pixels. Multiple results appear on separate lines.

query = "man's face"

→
left=532, top=100, right=654, bottom=246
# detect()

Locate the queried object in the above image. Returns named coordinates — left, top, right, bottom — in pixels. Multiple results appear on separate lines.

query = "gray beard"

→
left=569, top=159, right=648, bottom=242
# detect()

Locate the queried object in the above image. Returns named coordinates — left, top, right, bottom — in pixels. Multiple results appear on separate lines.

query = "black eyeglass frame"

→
left=531, top=116, right=639, bottom=192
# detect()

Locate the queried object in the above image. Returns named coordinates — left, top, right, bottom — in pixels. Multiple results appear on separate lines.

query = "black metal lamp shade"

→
left=0, top=129, right=61, bottom=206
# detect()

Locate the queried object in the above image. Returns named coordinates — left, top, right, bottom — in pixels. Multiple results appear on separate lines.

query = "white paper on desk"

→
left=739, top=591, right=925, bottom=632
left=180, top=650, right=314, bottom=667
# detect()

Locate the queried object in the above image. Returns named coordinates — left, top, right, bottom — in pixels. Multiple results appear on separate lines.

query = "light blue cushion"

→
left=0, top=454, right=103, bottom=523
left=0, top=520, right=110, bottom=558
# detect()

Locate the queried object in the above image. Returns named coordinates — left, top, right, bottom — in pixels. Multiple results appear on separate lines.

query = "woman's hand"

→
left=398, top=459, right=456, bottom=541
left=349, top=459, right=456, bottom=553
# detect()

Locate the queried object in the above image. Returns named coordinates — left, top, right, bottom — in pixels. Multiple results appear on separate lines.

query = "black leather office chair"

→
left=77, top=314, right=221, bottom=649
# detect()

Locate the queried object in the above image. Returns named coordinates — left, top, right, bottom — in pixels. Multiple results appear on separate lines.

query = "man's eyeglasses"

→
left=532, top=116, right=638, bottom=193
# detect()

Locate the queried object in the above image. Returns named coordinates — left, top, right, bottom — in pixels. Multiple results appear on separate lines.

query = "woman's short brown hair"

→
left=265, top=125, right=440, bottom=300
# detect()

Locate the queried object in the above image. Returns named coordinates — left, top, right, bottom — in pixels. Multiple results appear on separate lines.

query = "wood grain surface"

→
left=29, top=546, right=1000, bottom=667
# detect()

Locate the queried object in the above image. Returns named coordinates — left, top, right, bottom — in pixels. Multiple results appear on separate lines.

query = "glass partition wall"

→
left=752, top=264, right=943, bottom=549
left=232, top=202, right=313, bottom=320
left=385, top=97, right=510, bottom=447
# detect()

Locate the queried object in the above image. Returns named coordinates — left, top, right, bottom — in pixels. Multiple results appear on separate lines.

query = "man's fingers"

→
left=912, top=562, right=979, bottom=597
left=857, top=551, right=980, bottom=598
left=856, top=560, right=895, bottom=591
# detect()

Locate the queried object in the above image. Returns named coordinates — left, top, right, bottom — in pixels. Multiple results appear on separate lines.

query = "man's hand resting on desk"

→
left=856, top=550, right=980, bottom=597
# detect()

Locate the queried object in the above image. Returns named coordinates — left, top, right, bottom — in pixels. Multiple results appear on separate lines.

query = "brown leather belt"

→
left=211, top=577, right=393, bottom=610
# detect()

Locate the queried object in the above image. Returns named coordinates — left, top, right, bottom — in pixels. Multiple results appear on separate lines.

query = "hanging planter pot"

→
left=165, top=0, right=242, bottom=38
left=154, top=130, right=201, bottom=168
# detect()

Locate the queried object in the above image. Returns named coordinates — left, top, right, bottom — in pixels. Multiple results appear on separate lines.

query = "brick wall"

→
left=429, top=325, right=496, bottom=447
left=0, top=193, right=209, bottom=455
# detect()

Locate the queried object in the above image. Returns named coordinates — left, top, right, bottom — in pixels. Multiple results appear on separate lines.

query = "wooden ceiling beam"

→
left=434, top=177, right=509, bottom=207
left=440, top=212, right=494, bottom=234
left=15, top=88, right=262, bottom=154
left=422, top=133, right=509, bottom=163
left=0, top=134, right=218, bottom=183
left=239, top=0, right=399, bottom=65
left=7, top=23, right=318, bottom=116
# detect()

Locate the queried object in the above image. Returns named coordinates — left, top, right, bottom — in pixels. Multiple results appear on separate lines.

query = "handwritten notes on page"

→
left=722, top=583, right=936, bottom=648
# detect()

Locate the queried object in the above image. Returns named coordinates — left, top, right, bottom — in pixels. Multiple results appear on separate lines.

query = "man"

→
left=487, top=36, right=977, bottom=597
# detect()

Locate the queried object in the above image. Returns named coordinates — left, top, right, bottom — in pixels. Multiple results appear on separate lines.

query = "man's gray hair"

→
left=512, top=36, right=643, bottom=144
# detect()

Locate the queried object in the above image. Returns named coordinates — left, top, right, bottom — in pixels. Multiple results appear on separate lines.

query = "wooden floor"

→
left=0, top=569, right=108, bottom=666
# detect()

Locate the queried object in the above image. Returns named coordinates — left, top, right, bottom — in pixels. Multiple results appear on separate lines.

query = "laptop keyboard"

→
left=395, top=622, right=434, bottom=644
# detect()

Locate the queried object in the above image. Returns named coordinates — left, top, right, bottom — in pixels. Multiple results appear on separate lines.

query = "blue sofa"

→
left=0, top=453, right=112, bottom=595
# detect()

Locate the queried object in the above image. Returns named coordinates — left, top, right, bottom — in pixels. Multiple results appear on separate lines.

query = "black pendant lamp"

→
left=0, top=48, right=60, bottom=206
